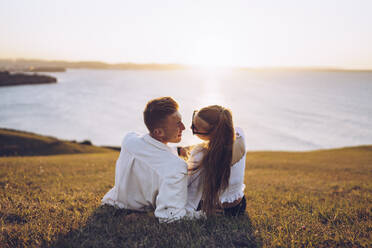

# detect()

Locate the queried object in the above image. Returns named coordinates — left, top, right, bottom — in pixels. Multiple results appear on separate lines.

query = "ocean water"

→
left=0, top=69, right=371, bottom=151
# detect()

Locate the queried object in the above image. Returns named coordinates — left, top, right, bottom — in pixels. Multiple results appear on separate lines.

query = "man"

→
left=102, top=97, right=201, bottom=223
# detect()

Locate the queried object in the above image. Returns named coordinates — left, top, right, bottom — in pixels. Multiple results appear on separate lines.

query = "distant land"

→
left=1, top=58, right=372, bottom=72
left=0, top=71, right=57, bottom=87
left=236, top=66, right=372, bottom=72
left=29, top=66, right=66, bottom=72
left=0, top=58, right=188, bottom=72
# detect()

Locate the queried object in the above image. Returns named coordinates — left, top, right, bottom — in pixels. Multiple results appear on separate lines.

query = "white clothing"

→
left=186, top=127, right=246, bottom=211
left=101, top=132, right=202, bottom=223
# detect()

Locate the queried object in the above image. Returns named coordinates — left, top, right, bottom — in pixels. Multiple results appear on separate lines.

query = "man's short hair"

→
left=143, top=97, right=179, bottom=132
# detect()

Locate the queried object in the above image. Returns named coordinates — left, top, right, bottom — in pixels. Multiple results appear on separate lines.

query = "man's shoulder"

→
left=120, top=132, right=147, bottom=152
left=122, top=132, right=142, bottom=145
left=120, top=131, right=187, bottom=176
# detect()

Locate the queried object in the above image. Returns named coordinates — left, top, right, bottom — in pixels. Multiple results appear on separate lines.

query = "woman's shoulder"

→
left=187, top=143, right=206, bottom=170
left=189, top=143, right=206, bottom=161
left=234, top=127, right=246, bottom=148
left=190, top=143, right=206, bottom=154
left=231, top=127, right=246, bottom=165
left=235, top=127, right=245, bottom=140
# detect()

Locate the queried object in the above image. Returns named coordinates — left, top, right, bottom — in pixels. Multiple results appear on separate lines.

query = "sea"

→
left=1, top=68, right=371, bottom=151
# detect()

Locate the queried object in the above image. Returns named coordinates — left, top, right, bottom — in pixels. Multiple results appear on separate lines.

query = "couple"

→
left=101, top=97, right=246, bottom=223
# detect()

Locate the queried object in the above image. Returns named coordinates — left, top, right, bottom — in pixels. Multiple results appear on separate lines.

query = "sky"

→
left=1, top=0, right=372, bottom=68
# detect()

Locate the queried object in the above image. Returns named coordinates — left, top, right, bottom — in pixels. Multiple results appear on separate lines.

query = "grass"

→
left=0, top=145, right=371, bottom=247
left=0, top=128, right=112, bottom=156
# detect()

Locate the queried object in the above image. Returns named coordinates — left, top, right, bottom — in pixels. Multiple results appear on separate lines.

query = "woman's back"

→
left=186, top=127, right=246, bottom=211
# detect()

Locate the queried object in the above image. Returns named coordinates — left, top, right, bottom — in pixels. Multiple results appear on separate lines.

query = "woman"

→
left=186, top=105, right=247, bottom=217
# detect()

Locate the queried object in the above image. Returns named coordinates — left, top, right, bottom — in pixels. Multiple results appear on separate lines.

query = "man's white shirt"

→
left=101, top=132, right=202, bottom=223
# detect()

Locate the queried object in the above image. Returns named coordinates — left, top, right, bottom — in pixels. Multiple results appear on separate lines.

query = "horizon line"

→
left=1, top=57, right=372, bottom=72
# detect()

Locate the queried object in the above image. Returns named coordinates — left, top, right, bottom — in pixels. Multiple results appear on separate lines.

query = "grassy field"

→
left=0, top=145, right=371, bottom=247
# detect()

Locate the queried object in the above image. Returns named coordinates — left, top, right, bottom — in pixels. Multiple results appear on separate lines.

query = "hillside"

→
left=0, top=141, right=371, bottom=247
left=0, top=128, right=112, bottom=156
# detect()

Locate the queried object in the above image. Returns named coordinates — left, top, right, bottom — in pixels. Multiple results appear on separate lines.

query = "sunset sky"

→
left=1, top=0, right=372, bottom=68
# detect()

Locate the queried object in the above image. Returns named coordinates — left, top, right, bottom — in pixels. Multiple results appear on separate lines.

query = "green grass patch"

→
left=0, top=146, right=371, bottom=247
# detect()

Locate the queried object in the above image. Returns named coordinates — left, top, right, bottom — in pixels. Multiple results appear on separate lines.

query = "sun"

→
left=186, top=35, right=235, bottom=67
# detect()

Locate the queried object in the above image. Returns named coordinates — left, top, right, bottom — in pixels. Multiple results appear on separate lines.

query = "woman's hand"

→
left=178, top=146, right=190, bottom=160
left=221, top=197, right=242, bottom=208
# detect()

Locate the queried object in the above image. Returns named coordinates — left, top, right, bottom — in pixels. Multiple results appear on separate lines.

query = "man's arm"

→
left=154, top=164, right=203, bottom=223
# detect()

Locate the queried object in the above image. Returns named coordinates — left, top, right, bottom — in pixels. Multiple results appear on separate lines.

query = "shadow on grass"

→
left=50, top=205, right=261, bottom=247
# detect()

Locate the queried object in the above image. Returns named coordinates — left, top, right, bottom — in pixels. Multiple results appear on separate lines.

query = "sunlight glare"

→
left=191, top=66, right=233, bottom=108
left=186, top=35, right=234, bottom=67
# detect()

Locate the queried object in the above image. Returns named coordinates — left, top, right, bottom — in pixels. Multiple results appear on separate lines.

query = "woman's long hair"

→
left=196, top=105, right=235, bottom=216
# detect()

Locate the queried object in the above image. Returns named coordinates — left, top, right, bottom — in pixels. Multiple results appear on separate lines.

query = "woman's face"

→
left=191, top=111, right=211, bottom=141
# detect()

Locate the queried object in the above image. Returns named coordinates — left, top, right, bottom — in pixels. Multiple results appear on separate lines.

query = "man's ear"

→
left=153, top=128, right=165, bottom=138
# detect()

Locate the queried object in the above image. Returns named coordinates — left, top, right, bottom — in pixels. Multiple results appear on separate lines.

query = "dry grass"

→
left=245, top=146, right=372, bottom=247
left=0, top=146, right=371, bottom=247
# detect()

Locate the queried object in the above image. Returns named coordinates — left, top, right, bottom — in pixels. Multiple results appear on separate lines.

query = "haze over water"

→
left=1, top=69, right=371, bottom=151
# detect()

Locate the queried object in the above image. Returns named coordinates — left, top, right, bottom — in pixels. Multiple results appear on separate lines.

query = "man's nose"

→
left=180, top=122, right=186, bottom=130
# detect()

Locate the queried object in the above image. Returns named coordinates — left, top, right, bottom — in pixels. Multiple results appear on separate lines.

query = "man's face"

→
left=162, top=111, right=185, bottom=143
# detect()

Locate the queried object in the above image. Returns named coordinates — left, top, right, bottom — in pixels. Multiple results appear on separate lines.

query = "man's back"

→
left=102, top=132, right=191, bottom=222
